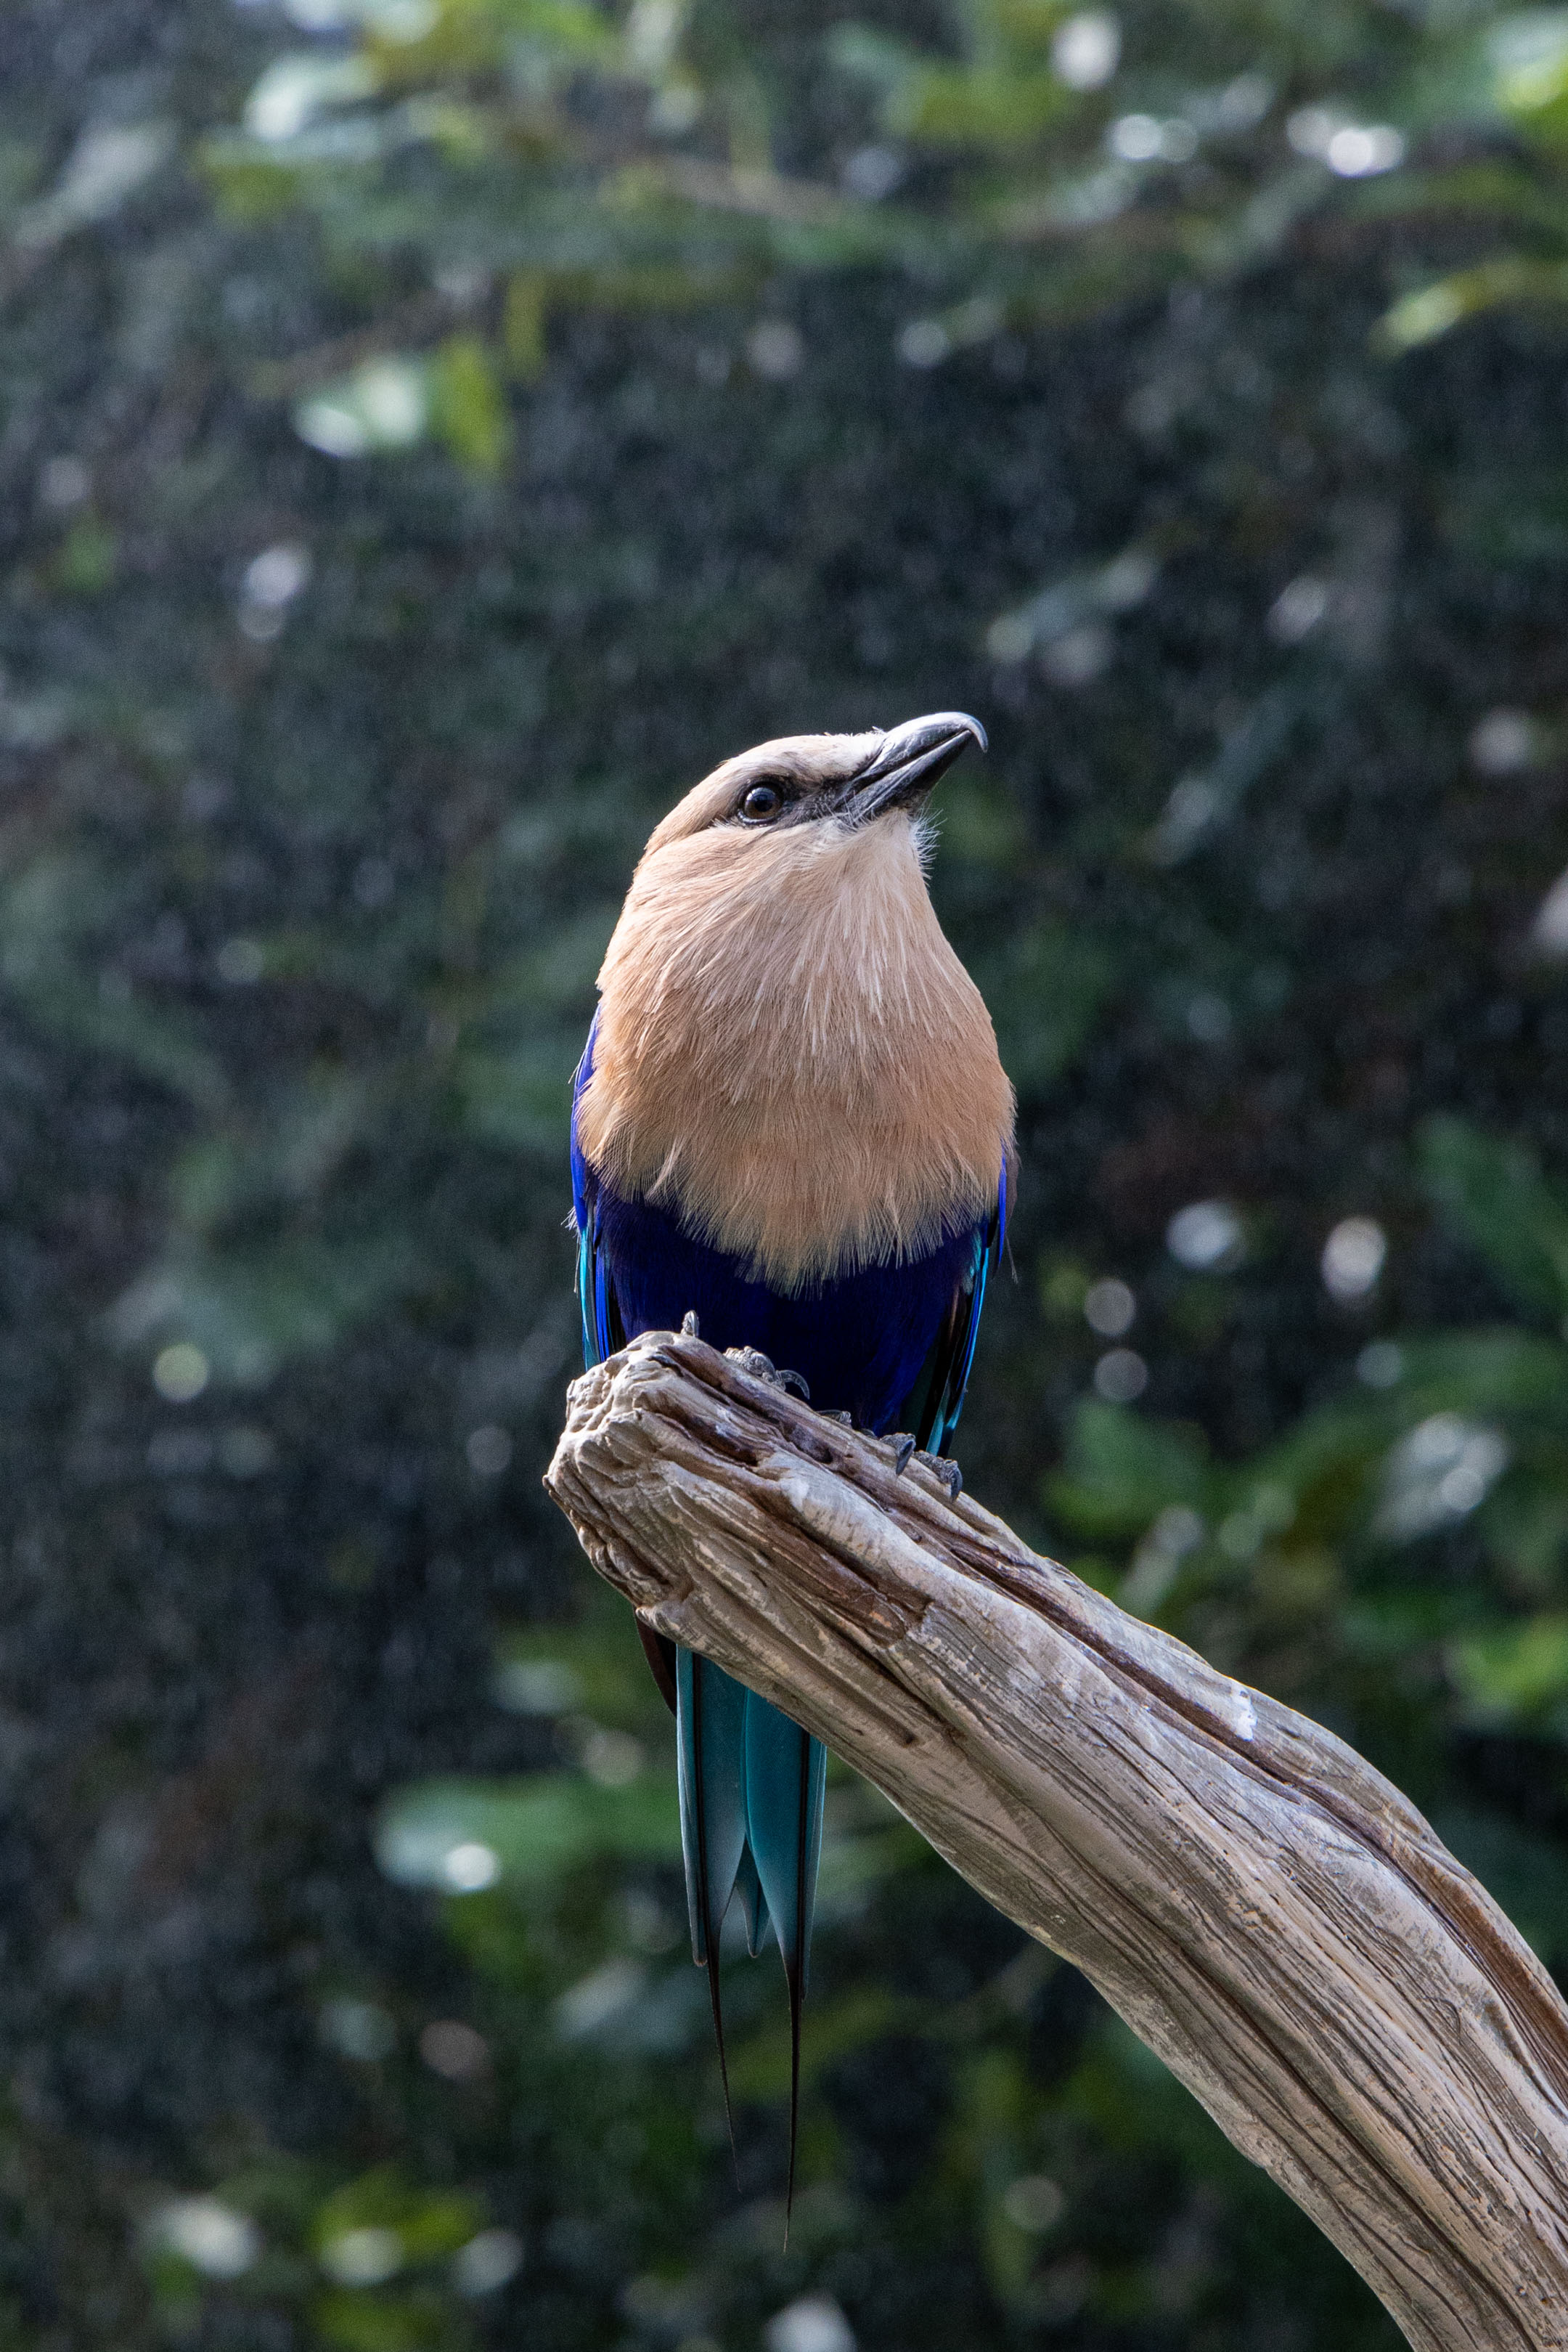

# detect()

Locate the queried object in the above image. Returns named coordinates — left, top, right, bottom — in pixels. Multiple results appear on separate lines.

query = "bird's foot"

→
left=887, top=1436, right=961, bottom=1497
left=724, top=1345, right=810, bottom=1402
left=919, top=1450, right=963, bottom=1500
left=823, top=1409, right=853, bottom=1427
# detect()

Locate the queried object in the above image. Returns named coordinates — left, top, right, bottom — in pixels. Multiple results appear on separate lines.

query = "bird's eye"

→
left=740, top=783, right=783, bottom=823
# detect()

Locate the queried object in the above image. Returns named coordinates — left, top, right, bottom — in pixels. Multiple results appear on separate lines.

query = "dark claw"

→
left=680, top=1311, right=701, bottom=1338
left=891, top=1434, right=916, bottom=1475
left=724, top=1346, right=808, bottom=1401
left=918, top=1452, right=962, bottom=1500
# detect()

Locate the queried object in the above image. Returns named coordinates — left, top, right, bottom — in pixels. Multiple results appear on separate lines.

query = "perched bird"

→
left=571, top=712, right=1015, bottom=2194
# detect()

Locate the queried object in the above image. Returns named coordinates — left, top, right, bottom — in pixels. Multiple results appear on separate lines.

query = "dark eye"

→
left=740, top=782, right=783, bottom=823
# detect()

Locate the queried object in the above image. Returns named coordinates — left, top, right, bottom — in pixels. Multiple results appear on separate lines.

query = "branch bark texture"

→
left=545, top=1332, right=1568, bottom=2352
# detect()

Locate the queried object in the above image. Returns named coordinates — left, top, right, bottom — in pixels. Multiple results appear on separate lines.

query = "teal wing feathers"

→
left=743, top=1691, right=827, bottom=2213
left=909, top=1177, right=1005, bottom=1456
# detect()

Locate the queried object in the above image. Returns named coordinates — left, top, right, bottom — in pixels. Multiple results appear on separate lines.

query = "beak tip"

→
left=920, top=709, right=987, bottom=757
left=849, top=709, right=988, bottom=813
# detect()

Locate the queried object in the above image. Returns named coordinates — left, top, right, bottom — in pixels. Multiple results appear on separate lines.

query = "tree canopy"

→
left=5, top=0, right=1568, bottom=2345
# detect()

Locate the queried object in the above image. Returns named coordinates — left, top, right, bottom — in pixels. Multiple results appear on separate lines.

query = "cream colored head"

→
left=576, top=714, right=1016, bottom=1290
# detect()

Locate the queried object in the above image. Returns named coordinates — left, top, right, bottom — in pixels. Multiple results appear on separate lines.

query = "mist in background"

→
left=5, top=0, right=1568, bottom=2343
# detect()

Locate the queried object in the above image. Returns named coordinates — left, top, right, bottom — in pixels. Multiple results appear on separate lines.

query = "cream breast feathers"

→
left=575, top=770, right=1016, bottom=1290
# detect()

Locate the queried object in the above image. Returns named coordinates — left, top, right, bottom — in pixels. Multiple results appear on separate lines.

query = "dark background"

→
left=4, top=0, right=1568, bottom=2344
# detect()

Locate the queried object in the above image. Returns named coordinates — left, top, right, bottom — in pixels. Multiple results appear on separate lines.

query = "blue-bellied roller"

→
left=570, top=712, right=1015, bottom=2198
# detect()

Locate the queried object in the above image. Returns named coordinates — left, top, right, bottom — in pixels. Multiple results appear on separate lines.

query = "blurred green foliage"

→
left=7, top=0, right=1568, bottom=2344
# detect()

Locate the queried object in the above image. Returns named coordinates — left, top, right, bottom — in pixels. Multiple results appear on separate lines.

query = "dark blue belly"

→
left=592, top=1182, right=979, bottom=1436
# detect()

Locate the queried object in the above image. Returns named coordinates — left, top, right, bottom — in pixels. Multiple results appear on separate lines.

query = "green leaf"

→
left=828, top=23, right=1069, bottom=150
left=1047, top=1400, right=1211, bottom=1539
left=501, top=272, right=548, bottom=378
left=430, top=334, right=512, bottom=476
left=1489, top=9, right=1568, bottom=137
left=49, top=514, right=118, bottom=595
left=494, top=1595, right=674, bottom=1730
left=1419, top=1116, right=1568, bottom=1319
left=1450, top=1613, right=1568, bottom=1722
left=724, top=1985, right=914, bottom=2100
left=454, top=1039, right=578, bottom=1149
left=1398, top=1329, right=1568, bottom=1417
left=1233, top=1401, right=1390, bottom=1539
left=1379, top=256, right=1568, bottom=351
left=976, top=921, right=1115, bottom=1092
left=1441, top=465, right=1568, bottom=563
left=110, top=1232, right=420, bottom=1383
left=313, top=2286, right=462, bottom=2352
left=314, top=2169, right=482, bottom=2263
left=375, top=1771, right=681, bottom=1891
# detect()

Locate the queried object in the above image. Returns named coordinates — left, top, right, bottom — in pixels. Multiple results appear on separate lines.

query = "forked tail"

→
left=676, top=1652, right=826, bottom=2231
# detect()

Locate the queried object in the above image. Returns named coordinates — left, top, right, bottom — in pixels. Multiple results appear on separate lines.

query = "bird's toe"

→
left=915, top=1449, right=963, bottom=1499
left=724, top=1346, right=809, bottom=1401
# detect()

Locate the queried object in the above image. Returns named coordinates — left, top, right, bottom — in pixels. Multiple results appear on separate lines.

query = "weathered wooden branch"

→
left=545, top=1330, right=1568, bottom=2352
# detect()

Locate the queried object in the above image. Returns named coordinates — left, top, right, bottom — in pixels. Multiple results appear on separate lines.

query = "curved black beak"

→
left=844, top=710, right=987, bottom=821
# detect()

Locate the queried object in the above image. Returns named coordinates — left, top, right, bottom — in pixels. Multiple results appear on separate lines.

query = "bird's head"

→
left=642, top=711, right=987, bottom=860
left=584, top=707, right=1011, bottom=1281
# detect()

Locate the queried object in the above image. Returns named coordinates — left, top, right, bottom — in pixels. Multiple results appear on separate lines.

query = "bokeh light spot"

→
left=1268, top=574, right=1328, bottom=643
left=1084, top=1277, right=1135, bottom=1337
left=1094, top=1347, right=1148, bottom=1402
left=1377, top=1414, right=1508, bottom=1539
left=1326, top=124, right=1404, bottom=177
left=492, top=1658, right=581, bottom=1714
left=1532, top=868, right=1568, bottom=957
left=420, top=2018, right=491, bottom=2080
left=146, top=2197, right=260, bottom=2279
left=1003, top=2173, right=1066, bottom=2230
left=843, top=145, right=903, bottom=200
left=441, top=1841, right=500, bottom=1893
left=321, top=2226, right=403, bottom=2287
left=1052, top=12, right=1119, bottom=91
left=1167, top=1201, right=1244, bottom=1271
left=1471, top=708, right=1535, bottom=775
left=766, top=2297, right=857, bottom=2352
left=1322, top=1216, right=1387, bottom=1302
left=39, top=455, right=89, bottom=509
left=216, top=936, right=265, bottom=984
left=320, top=1997, right=396, bottom=2062
left=579, top=1728, right=645, bottom=1787
left=152, top=1343, right=209, bottom=1403
left=452, top=2227, right=523, bottom=2295
left=897, top=317, right=950, bottom=369
left=747, top=322, right=804, bottom=380
left=465, top=1424, right=513, bottom=1476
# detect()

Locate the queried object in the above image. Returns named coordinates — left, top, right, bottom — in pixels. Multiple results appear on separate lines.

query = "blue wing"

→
left=572, top=1012, right=620, bottom=1370
left=907, top=1154, right=1006, bottom=1458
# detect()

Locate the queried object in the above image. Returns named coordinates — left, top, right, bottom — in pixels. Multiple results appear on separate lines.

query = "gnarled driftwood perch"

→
left=545, top=1330, right=1568, bottom=2352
